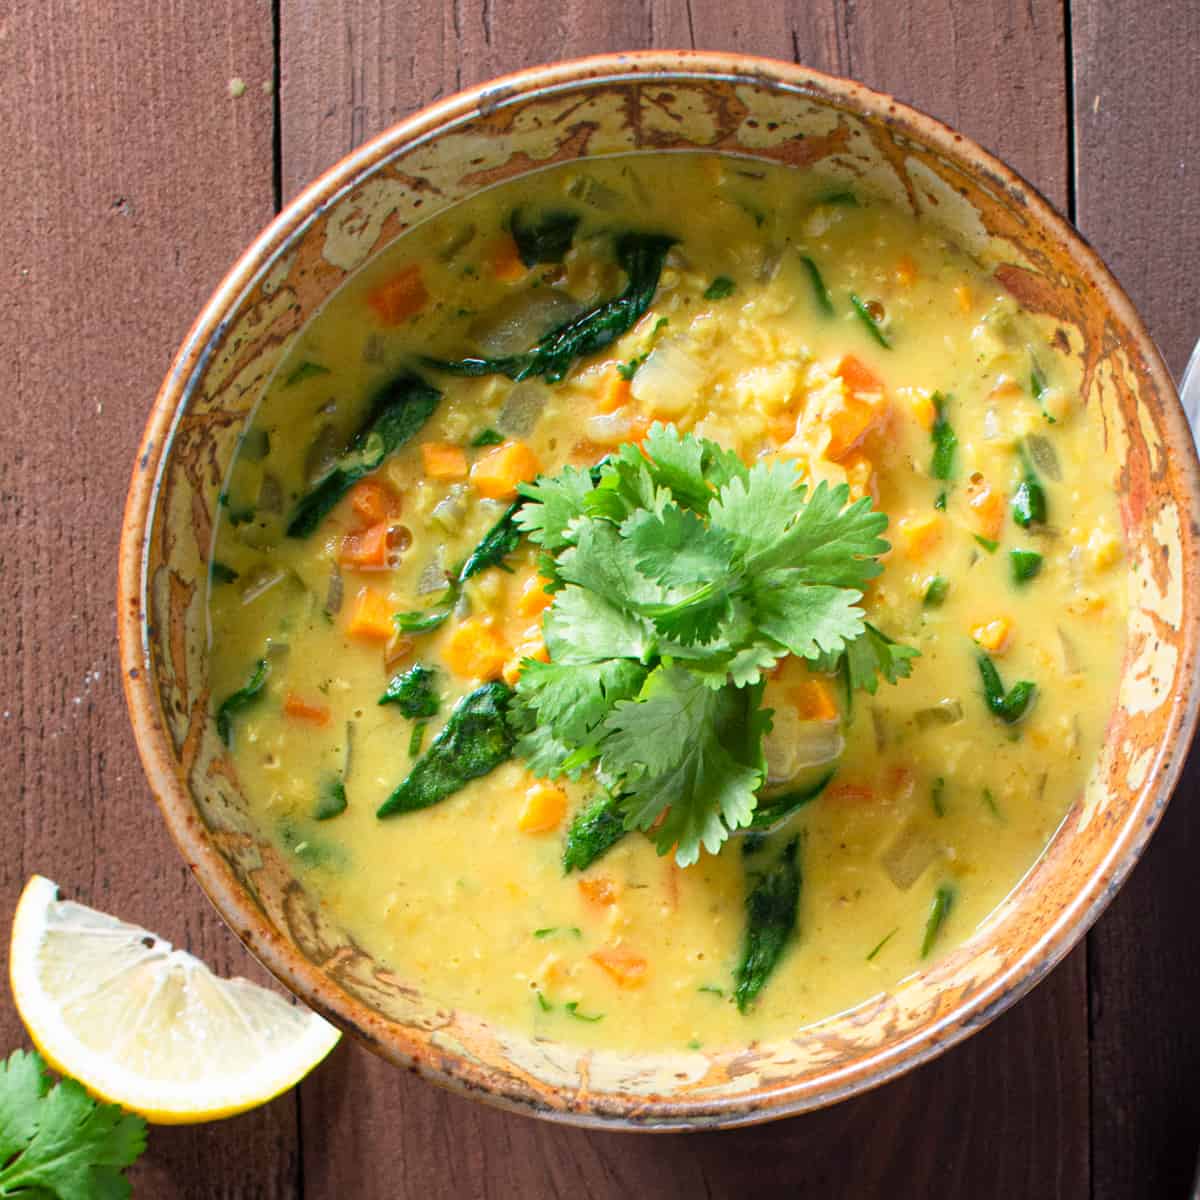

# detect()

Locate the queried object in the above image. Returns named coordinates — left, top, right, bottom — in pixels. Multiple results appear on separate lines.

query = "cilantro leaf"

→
left=752, top=574, right=866, bottom=660
left=0, top=1049, right=147, bottom=1200
left=626, top=504, right=735, bottom=590
left=639, top=423, right=715, bottom=512
left=709, top=459, right=806, bottom=556
left=843, top=622, right=920, bottom=694
left=515, top=658, right=647, bottom=745
left=601, top=669, right=766, bottom=865
left=555, top=520, right=672, bottom=614
left=543, top=584, right=653, bottom=664
left=515, top=465, right=595, bottom=551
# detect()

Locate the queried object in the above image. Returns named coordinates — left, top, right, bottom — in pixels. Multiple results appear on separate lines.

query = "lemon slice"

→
left=9, top=875, right=341, bottom=1123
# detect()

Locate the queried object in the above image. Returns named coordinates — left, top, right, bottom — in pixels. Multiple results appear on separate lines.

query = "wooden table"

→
left=3, top=3, right=1198, bottom=1196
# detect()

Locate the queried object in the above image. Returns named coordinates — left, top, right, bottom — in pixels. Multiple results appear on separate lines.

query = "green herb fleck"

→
left=535, top=990, right=553, bottom=1012
left=866, top=927, right=898, bottom=961
left=974, top=535, right=999, bottom=554
left=1009, top=548, right=1044, bottom=585
left=800, top=256, right=834, bottom=316
left=923, top=575, right=950, bottom=608
left=931, top=776, right=946, bottom=817
left=686, top=1038, right=703, bottom=1050
left=216, top=658, right=269, bottom=746
left=704, top=276, right=737, bottom=301
left=285, top=360, right=331, bottom=387
left=313, top=775, right=347, bottom=821
left=850, top=293, right=891, bottom=348
left=977, top=653, right=1037, bottom=724
left=471, top=428, right=505, bottom=447
left=698, top=984, right=725, bottom=997
left=563, top=1001, right=604, bottom=1023
left=816, top=189, right=858, bottom=206
left=934, top=490, right=947, bottom=512
left=930, top=392, right=956, bottom=480
left=408, top=720, right=427, bottom=758
left=1030, top=361, right=1057, bottom=424
left=983, top=788, right=1004, bottom=820
left=210, top=561, right=238, bottom=584
left=921, top=884, right=956, bottom=957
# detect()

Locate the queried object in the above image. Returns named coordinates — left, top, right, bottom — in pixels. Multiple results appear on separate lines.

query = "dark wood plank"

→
left=282, top=3, right=1086, bottom=1196
left=1075, top=10, right=1200, bottom=1196
left=0, top=3, right=302, bottom=1196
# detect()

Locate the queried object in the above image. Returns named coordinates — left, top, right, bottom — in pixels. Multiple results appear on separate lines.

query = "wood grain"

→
left=1074, top=11, right=1200, bottom=1193
left=282, top=3, right=1087, bottom=1196
left=0, top=2, right=300, bottom=1196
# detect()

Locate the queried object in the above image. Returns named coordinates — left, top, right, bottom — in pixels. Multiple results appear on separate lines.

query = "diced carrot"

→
left=968, top=481, right=1005, bottom=539
left=910, top=392, right=936, bottom=431
left=827, top=357, right=889, bottom=461
left=895, top=254, right=918, bottom=286
left=443, top=615, right=510, bottom=680
left=346, top=586, right=394, bottom=641
left=339, top=521, right=390, bottom=569
left=896, top=513, right=943, bottom=561
left=578, top=877, right=620, bottom=907
left=841, top=451, right=877, bottom=504
left=770, top=410, right=798, bottom=443
left=283, top=692, right=332, bottom=726
left=597, top=370, right=633, bottom=415
left=887, top=766, right=916, bottom=801
left=516, top=575, right=554, bottom=618
left=348, top=479, right=400, bottom=525
left=517, top=781, right=567, bottom=833
left=367, top=264, right=427, bottom=325
left=590, top=945, right=648, bottom=989
left=835, top=354, right=885, bottom=398
left=787, top=679, right=839, bottom=723
left=972, top=617, right=1013, bottom=654
left=826, top=782, right=876, bottom=805
left=421, top=442, right=468, bottom=480
left=954, top=283, right=973, bottom=314
left=628, top=414, right=652, bottom=445
left=490, top=233, right=527, bottom=282
left=469, top=440, right=542, bottom=500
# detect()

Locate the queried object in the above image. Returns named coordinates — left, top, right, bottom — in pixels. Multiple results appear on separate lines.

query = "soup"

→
left=207, top=154, right=1126, bottom=1053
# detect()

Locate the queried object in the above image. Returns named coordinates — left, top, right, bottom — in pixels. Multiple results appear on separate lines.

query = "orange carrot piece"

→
left=443, top=616, right=509, bottom=681
left=367, top=264, right=427, bottom=325
left=590, top=946, right=648, bottom=989
left=972, top=617, right=1013, bottom=654
left=894, top=254, right=918, bottom=286
left=787, top=679, right=839, bottom=723
left=826, top=782, right=876, bottom=805
left=968, top=481, right=1005, bottom=539
left=339, top=521, right=390, bottom=569
left=283, top=692, right=332, bottom=726
left=516, top=575, right=554, bottom=617
left=346, top=586, right=394, bottom=641
left=578, top=877, right=620, bottom=907
left=421, top=442, right=469, bottom=480
left=896, top=513, right=943, bottom=561
left=469, top=440, right=542, bottom=501
left=597, top=370, right=633, bottom=414
left=517, top=781, right=568, bottom=833
left=348, top=479, right=400, bottom=525
left=835, top=354, right=885, bottom=397
left=910, top=392, right=936, bottom=431
left=490, top=233, right=527, bottom=282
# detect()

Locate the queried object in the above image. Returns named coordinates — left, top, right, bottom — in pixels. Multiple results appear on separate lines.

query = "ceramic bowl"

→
left=118, top=51, right=1200, bottom=1129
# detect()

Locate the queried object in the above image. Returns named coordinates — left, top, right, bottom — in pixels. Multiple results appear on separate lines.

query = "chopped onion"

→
left=256, top=472, right=283, bottom=515
left=630, top=338, right=707, bottom=419
left=470, top=290, right=582, bottom=357
left=241, top=565, right=288, bottom=606
left=1057, top=626, right=1081, bottom=674
left=305, top=424, right=342, bottom=485
left=324, top=567, right=344, bottom=616
left=982, top=408, right=1001, bottom=440
left=416, top=555, right=451, bottom=595
left=914, top=698, right=964, bottom=730
left=431, top=487, right=468, bottom=533
left=764, top=708, right=844, bottom=784
left=497, top=382, right=549, bottom=438
left=362, top=333, right=385, bottom=363
left=585, top=407, right=635, bottom=447
left=881, top=824, right=939, bottom=891
left=1026, top=433, right=1062, bottom=481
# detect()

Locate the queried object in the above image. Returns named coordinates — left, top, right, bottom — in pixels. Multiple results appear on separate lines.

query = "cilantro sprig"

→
left=508, top=424, right=917, bottom=866
left=0, top=1049, right=147, bottom=1199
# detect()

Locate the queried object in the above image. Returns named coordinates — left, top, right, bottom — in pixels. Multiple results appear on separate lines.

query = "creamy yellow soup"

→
left=208, top=154, right=1126, bottom=1053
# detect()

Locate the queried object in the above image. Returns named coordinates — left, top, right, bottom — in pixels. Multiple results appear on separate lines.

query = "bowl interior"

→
left=120, top=54, right=1199, bottom=1128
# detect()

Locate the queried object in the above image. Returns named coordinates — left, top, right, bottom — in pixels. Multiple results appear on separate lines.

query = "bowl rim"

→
left=117, top=48, right=1200, bottom=1130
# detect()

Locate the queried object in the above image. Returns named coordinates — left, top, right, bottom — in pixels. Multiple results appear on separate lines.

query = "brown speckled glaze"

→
left=118, top=53, right=1200, bottom=1130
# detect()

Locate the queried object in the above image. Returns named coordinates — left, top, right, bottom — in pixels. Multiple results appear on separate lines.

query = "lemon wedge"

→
left=9, top=875, right=341, bottom=1123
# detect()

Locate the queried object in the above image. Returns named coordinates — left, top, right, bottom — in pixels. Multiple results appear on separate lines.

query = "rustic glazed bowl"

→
left=118, top=52, right=1200, bottom=1129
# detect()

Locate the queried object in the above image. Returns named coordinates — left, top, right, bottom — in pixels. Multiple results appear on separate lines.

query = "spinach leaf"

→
left=457, top=500, right=525, bottom=581
left=1011, top=442, right=1048, bottom=528
left=216, top=658, right=269, bottom=746
left=562, top=792, right=627, bottom=873
left=508, top=208, right=580, bottom=266
left=977, top=652, right=1036, bottom=724
left=379, top=664, right=439, bottom=718
left=287, top=372, right=441, bottom=537
left=425, top=233, right=675, bottom=384
left=734, top=835, right=801, bottom=1012
left=313, top=774, right=347, bottom=821
left=377, top=682, right=515, bottom=816
left=285, top=360, right=331, bottom=388
left=746, top=770, right=833, bottom=831
left=471, top=428, right=505, bottom=447
left=210, top=561, right=238, bottom=584
left=703, top=276, right=736, bottom=301
left=1009, top=548, right=1043, bottom=584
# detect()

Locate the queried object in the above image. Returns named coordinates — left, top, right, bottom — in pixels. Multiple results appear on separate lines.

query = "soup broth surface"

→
left=209, top=153, right=1126, bottom=1053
